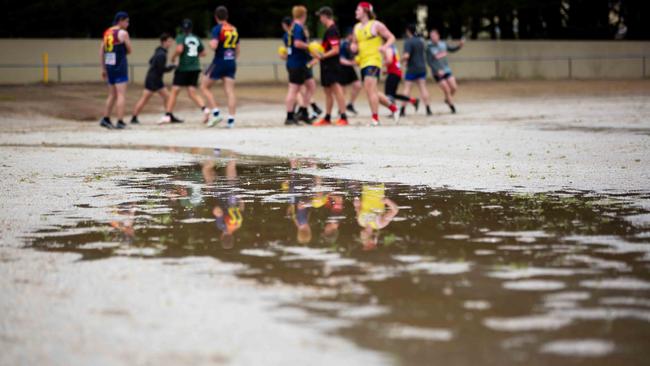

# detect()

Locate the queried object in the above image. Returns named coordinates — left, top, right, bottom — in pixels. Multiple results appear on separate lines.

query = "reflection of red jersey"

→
left=385, top=45, right=402, bottom=78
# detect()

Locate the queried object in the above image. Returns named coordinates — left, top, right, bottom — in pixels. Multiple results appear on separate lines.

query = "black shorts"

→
left=320, top=63, right=341, bottom=87
left=384, top=73, right=401, bottom=97
left=433, top=71, right=452, bottom=83
left=360, top=66, right=381, bottom=81
left=173, top=70, right=201, bottom=87
left=288, top=66, right=311, bottom=85
left=144, top=75, right=164, bottom=92
left=339, top=66, right=359, bottom=86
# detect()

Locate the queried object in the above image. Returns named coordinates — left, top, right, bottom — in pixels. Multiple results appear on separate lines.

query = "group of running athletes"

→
left=99, top=2, right=463, bottom=129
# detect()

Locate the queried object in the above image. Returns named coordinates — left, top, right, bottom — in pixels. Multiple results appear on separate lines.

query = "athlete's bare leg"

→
left=349, top=80, right=362, bottom=105
left=303, top=78, right=316, bottom=109
left=331, top=83, right=346, bottom=114
left=400, top=81, right=413, bottom=107
left=114, top=82, right=128, bottom=121
left=416, top=78, right=431, bottom=106
left=363, top=77, right=379, bottom=115
left=157, top=88, right=170, bottom=106
left=285, top=83, right=302, bottom=112
left=222, top=77, right=236, bottom=116
left=447, top=76, right=458, bottom=96
left=200, top=78, right=219, bottom=109
left=187, top=86, right=205, bottom=108
left=324, top=87, right=334, bottom=115
left=439, top=80, right=453, bottom=104
left=132, top=89, right=153, bottom=116
left=104, top=85, right=117, bottom=117
left=166, top=86, right=181, bottom=113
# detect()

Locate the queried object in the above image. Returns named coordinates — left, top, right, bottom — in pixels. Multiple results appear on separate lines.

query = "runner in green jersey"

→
left=162, top=19, right=209, bottom=124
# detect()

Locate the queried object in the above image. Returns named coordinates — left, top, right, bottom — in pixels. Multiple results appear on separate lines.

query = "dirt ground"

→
left=0, top=80, right=649, bottom=123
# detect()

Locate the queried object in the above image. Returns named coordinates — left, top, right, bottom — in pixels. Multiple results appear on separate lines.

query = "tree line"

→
left=3, top=0, right=649, bottom=40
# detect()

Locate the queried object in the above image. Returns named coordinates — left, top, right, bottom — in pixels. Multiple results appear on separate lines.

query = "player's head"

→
left=430, top=28, right=440, bottom=42
left=281, top=16, right=292, bottom=32
left=406, top=23, right=417, bottom=37
left=181, top=18, right=193, bottom=34
left=113, top=11, right=129, bottom=29
left=159, top=32, right=173, bottom=48
left=356, top=2, right=375, bottom=21
left=292, top=5, right=307, bottom=23
left=316, top=6, right=333, bottom=25
left=344, top=27, right=354, bottom=40
left=215, top=6, right=229, bottom=22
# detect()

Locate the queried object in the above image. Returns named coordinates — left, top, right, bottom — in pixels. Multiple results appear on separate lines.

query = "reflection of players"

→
left=321, top=194, right=345, bottom=243
left=285, top=159, right=313, bottom=244
left=426, top=29, right=464, bottom=114
left=212, top=159, right=244, bottom=249
left=354, top=184, right=399, bottom=250
left=110, top=206, right=136, bottom=242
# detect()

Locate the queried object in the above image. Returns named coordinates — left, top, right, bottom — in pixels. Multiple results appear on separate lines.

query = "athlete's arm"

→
left=339, top=57, right=355, bottom=66
left=447, top=40, right=464, bottom=53
left=119, top=30, right=132, bottom=54
left=322, top=44, right=339, bottom=60
left=172, top=44, right=183, bottom=63
left=209, top=38, right=219, bottom=50
left=235, top=43, right=240, bottom=59
left=99, top=42, right=106, bottom=80
left=350, top=25, right=360, bottom=54
left=375, top=22, right=395, bottom=53
left=378, top=198, right=399, bottom=229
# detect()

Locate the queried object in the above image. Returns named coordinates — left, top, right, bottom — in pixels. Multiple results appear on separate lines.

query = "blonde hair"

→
left=292, top=5, right=307, bottom=19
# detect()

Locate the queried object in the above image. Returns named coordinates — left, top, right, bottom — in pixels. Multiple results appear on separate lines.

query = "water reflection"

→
left=28, top=156, right=650, bottom=365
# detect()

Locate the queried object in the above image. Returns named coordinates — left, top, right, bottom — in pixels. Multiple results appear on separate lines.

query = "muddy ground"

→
left=1, top=80, right=649, bottom=365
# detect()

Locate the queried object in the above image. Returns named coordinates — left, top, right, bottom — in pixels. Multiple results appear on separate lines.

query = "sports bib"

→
left=104, top=52, right=116, bottom=66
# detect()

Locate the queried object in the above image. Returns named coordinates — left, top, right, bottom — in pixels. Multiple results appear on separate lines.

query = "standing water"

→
left=29, top=150, right=650, bottom=365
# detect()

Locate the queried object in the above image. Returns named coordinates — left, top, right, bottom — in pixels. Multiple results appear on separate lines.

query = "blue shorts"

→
left=206, top=62, right=236, bottom=80
left=360, top=66, right=381, bottom=81
left=106, top=68, right=128, bottom=85
left=405, top=72, right=426, bottom=81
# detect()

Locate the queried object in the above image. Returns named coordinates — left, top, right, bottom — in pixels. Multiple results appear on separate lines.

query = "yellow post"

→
left=42, top=52, right=49, bottom=84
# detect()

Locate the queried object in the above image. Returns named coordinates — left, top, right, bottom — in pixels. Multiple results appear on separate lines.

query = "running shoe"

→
left=130, top=116, right=140, bottom=124
left=369, top=119, right=380, bottom=127
left=297, top=110, right=313, bottom=125
left=413, top=98, right=420, bottom=111
left=169, top=114, right=184, bottom=123
left=115, top=120, right=127, bottom=129
left=312, top=118, right=332, bottom=126
left=399, top=106, right=406, bottom=117
left=335, top=118, right=349, bottom=126
left=99, top=117, right=114, bottom=129
left=227, top=118, right=235, bottom=129
left=346, top=103, right=358, bottom=116
left=311, top=104, right=323, bottom=116
left=202, top=108, right=210, bottom=124
left=285, top=118, right=299, bottom=126
left=207, top=112, right=223, bottom=127
left=158, top=115, right=171, bottom=125
left=392, top=111, right=401, bottom=124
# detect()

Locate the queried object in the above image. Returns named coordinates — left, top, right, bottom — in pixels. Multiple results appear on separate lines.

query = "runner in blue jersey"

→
left=200, top=6, right=239, bottom=128
left=99, top=11, right=132, bottom=129
left=280, top=17, right=321, bottom=122
left=283, top=5, right=317, bottom=125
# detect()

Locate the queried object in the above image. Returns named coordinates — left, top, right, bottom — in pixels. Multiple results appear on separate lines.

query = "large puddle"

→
left=28, top=150, right=650, bottom=365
